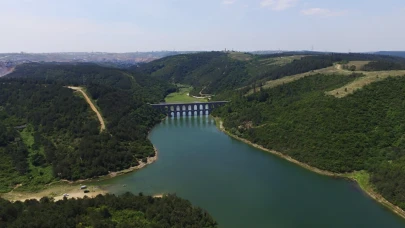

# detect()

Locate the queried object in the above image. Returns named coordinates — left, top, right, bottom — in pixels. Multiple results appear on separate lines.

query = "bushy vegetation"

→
left=0, top=63, right=175, bottom=190
left=0, top=193, right=218, bottom=228
left=213, top=74, right=405, bottom=210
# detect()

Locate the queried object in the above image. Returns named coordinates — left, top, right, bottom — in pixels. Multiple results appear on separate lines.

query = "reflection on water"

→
left=162, top=115, right=215, bottom=128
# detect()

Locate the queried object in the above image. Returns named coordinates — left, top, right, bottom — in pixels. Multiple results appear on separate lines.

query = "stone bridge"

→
left=150, top=101, right=228, bottom=117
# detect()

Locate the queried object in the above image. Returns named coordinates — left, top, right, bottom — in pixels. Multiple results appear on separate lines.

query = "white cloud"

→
left=260, top=0, right=298, bottom=11
left=222, top=0, right=236, bottom=5
left=301, top=8, right=348, bottom=17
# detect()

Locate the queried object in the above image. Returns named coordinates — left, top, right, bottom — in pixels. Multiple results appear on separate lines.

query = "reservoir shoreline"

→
left=4, top=114, right=405, bottom=223
left=1, top=147, right=159, bottom=202
left=213, top=116, right=405, bottom=220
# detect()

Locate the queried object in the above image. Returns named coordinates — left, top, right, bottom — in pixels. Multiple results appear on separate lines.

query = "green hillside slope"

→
left=0, top=63, right=175, bottom=191
left=137, top=52, right=405, bottom=96
left=213, top=74, right=405, bottom=210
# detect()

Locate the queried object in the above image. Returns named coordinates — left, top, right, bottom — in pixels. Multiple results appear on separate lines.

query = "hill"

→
left=0, top=63, right=175, bottom=192
left=213, top=69, right=405, bottom=212
left=246, top=61, right=405, bottom=97
left=137, top=52, right=405, bottom=96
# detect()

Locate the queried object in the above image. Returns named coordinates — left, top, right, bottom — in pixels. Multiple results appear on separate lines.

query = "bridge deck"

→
left=150, top=101, right=229, bottom=117
left=150, top=101, right=228, bottom=106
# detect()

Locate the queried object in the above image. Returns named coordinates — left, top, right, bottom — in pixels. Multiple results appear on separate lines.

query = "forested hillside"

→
left=0, top=193, right=218, bottom=228
left=136, top=52, right=405, bottom=95
left=213, top=74, right=405, bottom=210
left=0, top=63, right=175, bottom=192
left=362, top=60, right=405, bottom=71
left=374, top=51, right=405, bottom=58
left=8, top=62, right=176, bottom=102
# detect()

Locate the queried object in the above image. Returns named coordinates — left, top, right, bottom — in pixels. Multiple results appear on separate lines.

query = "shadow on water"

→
left=101, top=116, right=405, bottom=228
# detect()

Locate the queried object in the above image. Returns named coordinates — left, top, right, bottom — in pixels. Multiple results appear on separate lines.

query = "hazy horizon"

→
left=1, top=49, right=404, bottom=54
left=0, top=49, right=405, bottom=55
left=2, top=0, right=405, bottom=53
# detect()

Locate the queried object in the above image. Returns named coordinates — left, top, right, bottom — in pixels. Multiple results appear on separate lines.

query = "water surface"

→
left=104, top=116, right=405, bottom=228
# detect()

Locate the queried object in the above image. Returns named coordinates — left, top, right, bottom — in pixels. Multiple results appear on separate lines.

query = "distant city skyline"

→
left=1, top=0, right=404, bottom=53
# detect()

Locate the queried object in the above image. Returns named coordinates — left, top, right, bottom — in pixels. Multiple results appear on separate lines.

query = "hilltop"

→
left=136, top=51, right=405, bottom=96
left=246, top=60, right=405, bottom=97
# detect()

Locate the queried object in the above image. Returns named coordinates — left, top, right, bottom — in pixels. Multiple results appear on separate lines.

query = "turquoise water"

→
left=104, top=116, right=405, bottom=227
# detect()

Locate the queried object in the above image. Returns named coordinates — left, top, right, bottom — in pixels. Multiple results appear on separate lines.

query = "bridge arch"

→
left=151, top=101, right=228, bottom=117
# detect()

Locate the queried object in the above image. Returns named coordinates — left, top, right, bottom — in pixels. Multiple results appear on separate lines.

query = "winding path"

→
left=67, top=86, right=106, bottom=132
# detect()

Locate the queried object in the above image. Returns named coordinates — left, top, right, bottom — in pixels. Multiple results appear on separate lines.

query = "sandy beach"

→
left=2, top=184, right=107, bottom=202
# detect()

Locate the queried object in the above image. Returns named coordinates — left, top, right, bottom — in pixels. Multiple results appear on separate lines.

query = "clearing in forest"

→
left=257, top=55, right=306, bottom=67
left=165, top=86, right=208, bottom=103
left=228, top=52, right=253, bottom=61
left=326, top=70, right=405, bottom=97
left=247, top=61, right=405, bottom=97
left=343, top=61, right=370, bottom=70
left=67, top=86, right=106, bottom=132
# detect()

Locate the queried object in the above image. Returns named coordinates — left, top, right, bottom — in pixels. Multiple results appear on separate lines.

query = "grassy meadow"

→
left=247, top=61, right=405, bottom=96
left=165, top=86, right=208, bottom=103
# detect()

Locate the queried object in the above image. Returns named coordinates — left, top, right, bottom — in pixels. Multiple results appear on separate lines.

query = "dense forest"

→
left=136, top=52, right=405, bottom=95
left=213, top=74, right=405, bottom=210
left=8, top=63, right=176, bottom=102
left=362, top=60, right=405, bottom=71
left=0, top=193, right=218, bottom=228
left=0, top=63, right=175, bottom=191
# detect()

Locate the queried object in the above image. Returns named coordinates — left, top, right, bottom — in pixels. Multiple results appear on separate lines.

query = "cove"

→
left=103, top=116, right=405, bottom=228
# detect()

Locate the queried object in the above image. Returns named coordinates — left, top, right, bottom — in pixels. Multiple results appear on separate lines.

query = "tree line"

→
left=362, top=60, right=405, bottom=71
left=0, top=193, right=218, bottom=228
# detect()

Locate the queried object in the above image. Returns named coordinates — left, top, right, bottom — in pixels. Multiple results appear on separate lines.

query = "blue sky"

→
left=1, top=0, right=404, bottom=52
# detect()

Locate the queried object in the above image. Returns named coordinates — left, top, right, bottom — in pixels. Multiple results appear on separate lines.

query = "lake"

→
left=103, top=116, right=405, bottom=228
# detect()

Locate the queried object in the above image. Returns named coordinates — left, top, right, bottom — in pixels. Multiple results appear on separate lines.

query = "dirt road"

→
left=68, top=86, right=106, bottom=132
